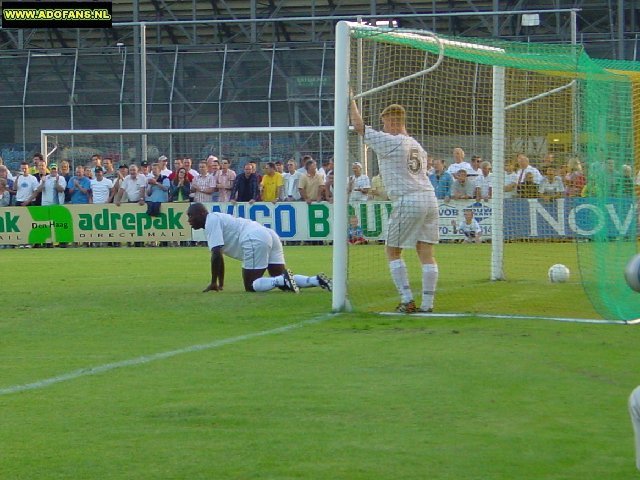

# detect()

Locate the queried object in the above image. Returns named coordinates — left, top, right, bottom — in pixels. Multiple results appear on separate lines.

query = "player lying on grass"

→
left=186, top=202, right=332, bottom=294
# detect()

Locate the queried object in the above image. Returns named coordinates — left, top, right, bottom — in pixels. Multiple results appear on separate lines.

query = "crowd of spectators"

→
left=0, top=147, right=636, bottom=250
left=0, top=147, right=636, bottom=210
left=428, top=149, right=637, bottom=203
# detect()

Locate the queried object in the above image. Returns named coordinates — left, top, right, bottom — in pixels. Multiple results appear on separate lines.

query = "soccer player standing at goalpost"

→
left=350, top=100, right=439, bottom=313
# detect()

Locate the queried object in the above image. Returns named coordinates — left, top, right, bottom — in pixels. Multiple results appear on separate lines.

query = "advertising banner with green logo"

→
left=1, top=200, right=501, bottom=246
left=0, top=203, right=191, bottom=244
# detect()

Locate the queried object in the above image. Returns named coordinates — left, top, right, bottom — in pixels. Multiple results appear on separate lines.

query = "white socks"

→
left=389, top=260, right=438, bottom=308
left=252, top=274, right=319, bottom=292
left=389, top=259, right=413, bottom=303
left=253, top=277, right=279, bottom=292
left=294, top=274, right=319, bottom=288
left=421, top=263, right=438, bottom=310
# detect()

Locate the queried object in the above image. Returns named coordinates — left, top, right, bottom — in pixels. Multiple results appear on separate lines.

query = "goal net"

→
left=333, top=21, right=639, bottom=321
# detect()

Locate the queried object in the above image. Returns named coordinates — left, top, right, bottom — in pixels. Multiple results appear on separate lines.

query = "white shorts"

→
left=240, top=227, right=285, bottom=270
left=386, top=191, right=439, bottom=248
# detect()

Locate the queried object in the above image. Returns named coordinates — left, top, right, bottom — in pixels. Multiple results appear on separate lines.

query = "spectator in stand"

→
left=0, top=165, right=15, bottom=205
left=145, top=163, right=171, bottom=214
left=504, top=160, right=519, bottom=199
left=621, top=164, right=634, bottom=197
left=468, top=155, right=483, bottom=180
left=451, top=208, right=482, bottom=243
left=0, top=178, right=10, bottom=207
left=169, top=167, right=191, bottom=202
left=32, top=160, right=49, bottom=206
left=475, top=161, right=493, bottom=202
left=206, top=155, right=220, bottom=175
left=158, top=155, right=172, bottom=177
left=249, top=161, right=262, bottom=199
left=451, top=169, right=475, bottom=200
left=538, top=166, right=565, bottom=201
left=184, top=157, right=199, bottom=179
left=296, top=155, right=314, bottom=175
left=114, top=164, right=146, bottom=206
left=216, top=158, right=236, bottom=202
left=322, top=157, right=334, bottom=177
left=446, top=147, right=472, bottom=177
left=564, top=157, right=585, bottom=197
left=348, top=161, right=371, bottom=203
left=275, top=161, right=284, bottom=175
left=206, top=155, right=221, bottom=201
left=30, top=153, right=46, bottom=175
left=231, top=163, right=260, bottom=203
left=324, top=170, right=335, bottom=203
left=83, top=165, right=94, bottom=180
left=113, top=163, right=128, bottom=197
left=604, top=158, right=623, bottom=197
left=68, top=165, right=92, bottom=204
left=369, top=171, right=389, bottom=201
left=298, top=158, right=325, bottom=204
left=191, top=161, right=216, bottom=203
left=59, top=161, right=72, bottom=203
left=283, top=159, right=302, bottom=201
left=168, top=158, right=186, bottom=181
left=348, top=215, right=367, bottom=245
left=29, top=163, right=66, bottom=206
left=517, top=172, right=540, bottom=199
left=428, top=158, right=453, bottom=201
left=260, top=161, right=284, bottom=203
left=103, top=157, right=117, bottom=180
left=89, top=154, right=102, bottom=170
left=90, top=166, right=114, bottom=204
left=0, top=157, right=14, bottom=181
left=14, top=162, right=39, bottom=206
left=59, top=161, right=71, bottom=181
left=540, top=153, right=558, bottom=171
left=139, top=161, right=152, bottom=179
left=514, top=153, right=543, bottom=186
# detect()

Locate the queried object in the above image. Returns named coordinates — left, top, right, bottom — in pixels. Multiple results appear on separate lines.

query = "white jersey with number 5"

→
left=363, top=127, right=433, bottom=201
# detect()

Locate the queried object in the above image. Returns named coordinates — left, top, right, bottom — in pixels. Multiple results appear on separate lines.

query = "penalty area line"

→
left=0, top=313, right=338, bottom=397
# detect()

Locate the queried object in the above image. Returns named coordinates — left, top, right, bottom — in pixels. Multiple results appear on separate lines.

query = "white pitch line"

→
left=379, top=311, right=629, bottom=325
left=0, top=313, right=338, bottom=397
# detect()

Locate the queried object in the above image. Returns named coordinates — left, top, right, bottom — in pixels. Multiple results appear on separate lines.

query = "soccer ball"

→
left=548, top=264, right=570, bottom=283
left=624, top=254, right=640, bottom=292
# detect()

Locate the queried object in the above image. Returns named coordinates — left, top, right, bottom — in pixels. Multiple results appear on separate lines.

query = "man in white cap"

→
left=348, top=161, right=371, bottom=203
left=28, top=163, right=66, bottom=205
left=158, top=155, right=172, bottom=177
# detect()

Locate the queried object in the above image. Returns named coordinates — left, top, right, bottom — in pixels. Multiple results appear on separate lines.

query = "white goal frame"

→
left=332, top=21, right=510, bottom=312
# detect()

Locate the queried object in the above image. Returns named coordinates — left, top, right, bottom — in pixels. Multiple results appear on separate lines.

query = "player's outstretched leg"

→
left=292, top=273, right=332, bottom=291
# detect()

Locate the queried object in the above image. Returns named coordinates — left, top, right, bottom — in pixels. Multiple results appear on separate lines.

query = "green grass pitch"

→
left=1, top=245, right=638, bottom=479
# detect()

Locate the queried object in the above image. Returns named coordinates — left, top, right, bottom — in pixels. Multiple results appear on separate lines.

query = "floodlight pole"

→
left=140, top=23, right=148, bottom=165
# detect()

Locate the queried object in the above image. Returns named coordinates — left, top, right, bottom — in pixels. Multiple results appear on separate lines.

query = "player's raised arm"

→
left=349, top=98, right=365, bottom=136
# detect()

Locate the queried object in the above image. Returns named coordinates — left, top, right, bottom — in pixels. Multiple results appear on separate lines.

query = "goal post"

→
left=333, top=21, right=639, bottom=321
